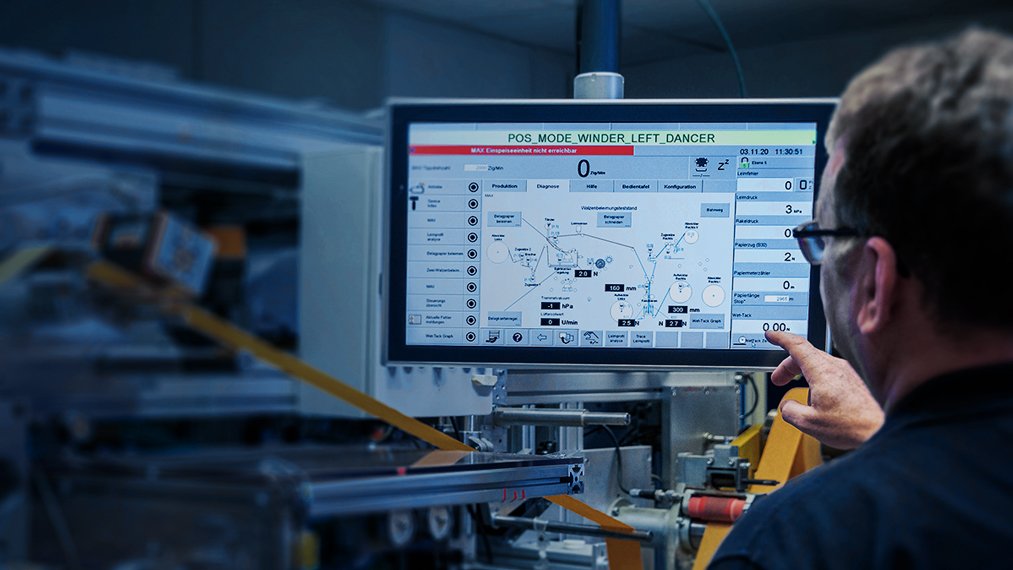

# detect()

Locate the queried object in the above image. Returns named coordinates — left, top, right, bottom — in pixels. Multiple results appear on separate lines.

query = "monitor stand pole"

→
left=573, top=0, right=624, bottom=99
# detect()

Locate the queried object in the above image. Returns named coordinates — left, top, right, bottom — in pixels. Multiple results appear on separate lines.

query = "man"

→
left=710, top=29, right=1013, bottom=569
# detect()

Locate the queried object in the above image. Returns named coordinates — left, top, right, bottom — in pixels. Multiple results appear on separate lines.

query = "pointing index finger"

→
left=765, top=330, right=823, bottom=384
left=770, top=354, right=802, bottom=386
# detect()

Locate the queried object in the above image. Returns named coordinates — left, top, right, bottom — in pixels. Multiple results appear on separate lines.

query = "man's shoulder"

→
left=708, top=426, right=1013, bottom=570
left=707, top=452, right=892, bottom=569
left=743, top=449, right=882, bottom=520
left=740, top=452, right=875, bottom=521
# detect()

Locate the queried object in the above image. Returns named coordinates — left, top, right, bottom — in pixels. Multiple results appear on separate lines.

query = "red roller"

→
left=687, top=496, right=747, bottom=523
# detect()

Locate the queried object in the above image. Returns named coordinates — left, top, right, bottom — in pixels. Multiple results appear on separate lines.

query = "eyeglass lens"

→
left=798, top=235, right=825, bottom=265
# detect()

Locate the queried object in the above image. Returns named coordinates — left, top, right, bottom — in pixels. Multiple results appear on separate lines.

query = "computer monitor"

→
left=385, top=99, right=835, bottom=368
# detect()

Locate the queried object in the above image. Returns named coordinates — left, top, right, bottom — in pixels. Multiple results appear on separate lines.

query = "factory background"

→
left=7, top=0, right=1013, bottom=107
left=1, top=1, right=1011, bottom=570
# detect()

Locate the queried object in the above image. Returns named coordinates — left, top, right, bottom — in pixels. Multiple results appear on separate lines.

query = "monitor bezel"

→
left=385, top=99, right=835, bottom=370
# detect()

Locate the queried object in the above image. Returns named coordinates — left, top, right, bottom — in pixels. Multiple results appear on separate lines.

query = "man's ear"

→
left=855, top=237, right=900, bottom=334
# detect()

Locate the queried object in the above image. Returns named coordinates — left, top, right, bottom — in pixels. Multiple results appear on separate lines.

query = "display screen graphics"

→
left=386, top=102, right=833, bottom=368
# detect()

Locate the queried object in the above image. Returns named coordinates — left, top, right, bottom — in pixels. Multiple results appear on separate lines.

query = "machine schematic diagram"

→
left=402, top=123, right=819, bottom=351
left=481, top=189, right=733, bottom=342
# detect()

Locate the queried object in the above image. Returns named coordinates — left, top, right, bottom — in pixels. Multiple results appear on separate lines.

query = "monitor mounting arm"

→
left=574, top=0, right=624, bottom=99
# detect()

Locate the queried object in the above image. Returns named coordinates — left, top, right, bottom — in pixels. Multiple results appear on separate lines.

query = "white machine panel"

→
left=299, top=146, right=495, bottom=417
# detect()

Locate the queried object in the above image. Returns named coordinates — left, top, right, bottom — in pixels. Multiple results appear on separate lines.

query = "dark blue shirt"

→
left=710, top=362, right=1013, bottom=570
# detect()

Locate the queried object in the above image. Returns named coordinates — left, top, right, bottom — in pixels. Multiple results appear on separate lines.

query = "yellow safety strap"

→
left=178, top=303, right=474, bottom=451
left=410, top=450, right=474, bottom=469
left=548, top=495, right=643, bottom=569
left=729, top=424, right=762, bottom=480
left=691, top=523, right=731, bottom=570
left=0, top=245, right=52, bottom=286
left=688, top=425, right=759, bottom=570
left=693, top=388, right=822, bottom=569
left=749, top=387, right=821, bottom=494
left=85, top=259, right=643, bottom=570
left=86, top=259, right=150, bottom=289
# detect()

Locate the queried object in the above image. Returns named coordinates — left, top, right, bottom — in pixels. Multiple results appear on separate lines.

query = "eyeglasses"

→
left=792, top=220, right=859, bottom=265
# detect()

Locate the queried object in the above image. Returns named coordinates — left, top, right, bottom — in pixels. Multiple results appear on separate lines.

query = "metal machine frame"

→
left=1, top=45, right=837, bottom=570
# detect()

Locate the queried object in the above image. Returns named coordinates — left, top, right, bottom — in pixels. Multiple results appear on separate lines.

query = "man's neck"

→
left=877, top=329, right=1013, bottom=413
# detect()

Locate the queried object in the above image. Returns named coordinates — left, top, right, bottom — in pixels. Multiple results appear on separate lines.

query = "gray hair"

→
left=827, top=28, right=1013, bottom=330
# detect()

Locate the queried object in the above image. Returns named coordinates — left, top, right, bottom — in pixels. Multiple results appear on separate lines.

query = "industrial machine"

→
left=313, top=98, right=832, bottom=569
left=0, top=35, right=835, bottom=570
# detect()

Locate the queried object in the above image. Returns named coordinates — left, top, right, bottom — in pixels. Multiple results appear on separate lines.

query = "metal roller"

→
left=492, top=407, right=630, bottom=427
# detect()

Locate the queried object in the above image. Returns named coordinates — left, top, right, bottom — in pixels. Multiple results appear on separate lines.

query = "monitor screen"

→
left=386, top=100, right=835, bottom=368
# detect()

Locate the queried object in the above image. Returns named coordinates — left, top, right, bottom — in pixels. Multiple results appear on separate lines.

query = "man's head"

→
left=817, top=29, right=1013, bottom=398
left=825, top=29, right=1013, bottom=329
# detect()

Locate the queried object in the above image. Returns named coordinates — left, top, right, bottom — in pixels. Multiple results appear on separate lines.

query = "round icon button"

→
left=466, top=298, right=477, bottom=309
left=467, top=265, right=477, bottom=276
left=467, top=249, right=478, bottom=259
left=468, top=199, right=479, bottom=209
left=467, top=232, right=478, bottom=243
left=468, top=216, right=479, bottom=226
left=466, top=282, right=477, bottom=292
left=466, top=315, right=477, bottom=325
left=512, top=332, right=524, bottom=343
left=468, top=182, right=479, bottom=192
left=465, top=331, right=476, bottom=342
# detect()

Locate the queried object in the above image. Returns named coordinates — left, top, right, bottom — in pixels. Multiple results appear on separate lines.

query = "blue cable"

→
left=695, top=0, right=749, bottom=98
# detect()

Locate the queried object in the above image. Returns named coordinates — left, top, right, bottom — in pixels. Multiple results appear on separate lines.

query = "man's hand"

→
left=765, top=331, right=884, bottom=449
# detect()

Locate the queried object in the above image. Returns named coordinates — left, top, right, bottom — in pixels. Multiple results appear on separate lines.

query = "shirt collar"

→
left=876, top=361, right=1013, bottom=436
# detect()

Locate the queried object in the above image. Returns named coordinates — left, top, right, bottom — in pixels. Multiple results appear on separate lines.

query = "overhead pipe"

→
left=573, top=0, right=624, bottom=99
